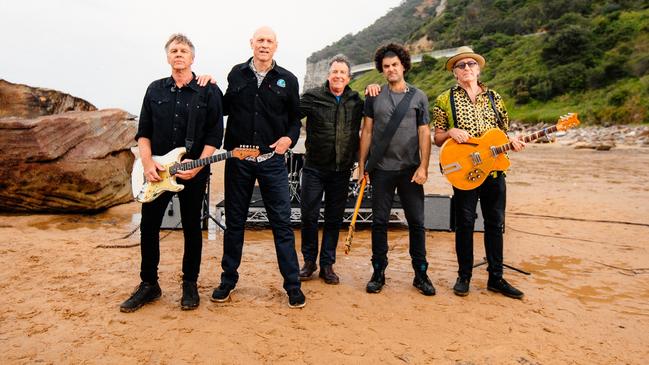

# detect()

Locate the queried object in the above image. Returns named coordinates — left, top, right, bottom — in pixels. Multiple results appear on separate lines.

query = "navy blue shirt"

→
left=135, top=75, right=224, bottom=159
left=222, top=58, right=300, bottom=153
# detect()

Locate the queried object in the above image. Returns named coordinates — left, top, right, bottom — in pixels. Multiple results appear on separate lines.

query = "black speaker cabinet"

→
left=423, top=194, right=453, bottom=231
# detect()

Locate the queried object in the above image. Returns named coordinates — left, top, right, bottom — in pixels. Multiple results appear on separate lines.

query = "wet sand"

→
left=1, top=144, right=648, bottom=364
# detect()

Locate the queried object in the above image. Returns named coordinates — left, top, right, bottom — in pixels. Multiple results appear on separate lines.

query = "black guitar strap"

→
left=365, top=87, right=416, bottom=173
left=185, top=85, right=208, bottom=154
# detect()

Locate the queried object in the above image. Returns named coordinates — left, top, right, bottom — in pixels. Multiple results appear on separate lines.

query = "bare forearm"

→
left=418, top=125, right=431, bottom=169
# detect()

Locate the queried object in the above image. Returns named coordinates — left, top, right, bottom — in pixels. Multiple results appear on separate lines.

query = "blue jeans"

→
left=369, top=168, right=427, bottom=271
left=221, top=154, right=301, bottom=292
left=453, top=173, right=506, bottom=279
left=139, top=168, right=208, bottom=283
left=300, top=166, right=351, bottom=266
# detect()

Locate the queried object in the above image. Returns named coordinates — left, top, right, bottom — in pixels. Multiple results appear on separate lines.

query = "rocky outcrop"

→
left=0, top=109, right=138, bottom=212
left=0, top=79, right=96, bottom=119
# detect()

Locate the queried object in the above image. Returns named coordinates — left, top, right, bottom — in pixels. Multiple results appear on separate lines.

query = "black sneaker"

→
left=120, top=282, right=162, bottom=313
left=453, top=277, right=470, bottom=297
left=366, top=269, right=385, bottom=294
left=181, top=281, right=199, bottom=310
left=413, top=274, right=436, bottom=296
left=210, top=283, right=235, bottom=303
left=287, top=288, right=306, bottom=308
left=487, top=278, right=524, bottom=299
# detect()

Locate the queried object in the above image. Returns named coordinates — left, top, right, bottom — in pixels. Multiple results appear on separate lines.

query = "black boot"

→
left=453, top=277, right=471, bottom=297
left=412, top=263, right=435, bottom=296
left=487, top=277, right=524, bottom=299
left=299, top=261, right=317, bottom=281
left=120, top=282, right=162, bottom=313
left=366, top=262, right=386, bottom=293
left=181, top=281, right=199, bottom=310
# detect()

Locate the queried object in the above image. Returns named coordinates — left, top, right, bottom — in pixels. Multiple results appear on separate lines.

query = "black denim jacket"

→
left=223, top=58, right=301, bottom=153
left=135, top=76, right=224, bottom=159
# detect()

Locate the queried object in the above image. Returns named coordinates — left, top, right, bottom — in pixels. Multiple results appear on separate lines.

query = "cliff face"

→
left=0, top=79, right=96, bottom=119
left=303, top=0, right=439, bottom=90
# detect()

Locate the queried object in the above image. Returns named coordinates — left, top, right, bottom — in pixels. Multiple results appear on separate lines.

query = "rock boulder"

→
left=0, top=79, right=96, bottom=119
left=0, top=109, right=137, bottom=212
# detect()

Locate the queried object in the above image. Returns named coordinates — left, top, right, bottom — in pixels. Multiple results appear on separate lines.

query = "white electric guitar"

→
left=131, top=146, right=259, bottom=203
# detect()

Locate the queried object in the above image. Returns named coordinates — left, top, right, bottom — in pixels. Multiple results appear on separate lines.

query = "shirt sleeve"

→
left=417, top=91, right=430, bottom=126
left=134, top=85, right=153, bottom=142
left=202, top=84, right=224, bottom=149
left=298, top=91, right=314, bottom=120
left=286, top=75, right=301, bottom=148
left=363, top=96, right=375, bottom=119
left=432, top=94, right=450, bottom=131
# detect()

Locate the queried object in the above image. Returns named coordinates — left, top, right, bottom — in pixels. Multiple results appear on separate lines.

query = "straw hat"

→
left=445, top=46, right=486, bottom=71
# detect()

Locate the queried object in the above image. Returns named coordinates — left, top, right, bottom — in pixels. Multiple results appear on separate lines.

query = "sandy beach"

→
left=1, top=143, right=648, bottom=364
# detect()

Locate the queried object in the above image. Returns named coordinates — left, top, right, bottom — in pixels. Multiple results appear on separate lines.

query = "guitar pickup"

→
left=470, top=152, right=482, bottom=165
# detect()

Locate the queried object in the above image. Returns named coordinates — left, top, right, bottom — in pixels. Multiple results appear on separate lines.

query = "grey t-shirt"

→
left=364, top=84, right=429, bottom=171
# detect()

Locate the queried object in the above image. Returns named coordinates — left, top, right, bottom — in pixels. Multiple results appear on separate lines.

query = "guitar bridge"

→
left=440, top=162, right=461, bottom=175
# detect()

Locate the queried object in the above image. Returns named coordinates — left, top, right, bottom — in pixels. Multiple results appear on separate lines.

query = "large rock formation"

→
left=0, top=109, right=137, bottom=212
left=0, top=79, right=97, bottom=119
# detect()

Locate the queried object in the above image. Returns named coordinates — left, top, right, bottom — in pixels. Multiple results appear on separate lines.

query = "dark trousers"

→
left=139, top=168, right=208, bottom=284
left=453, top=173, right=506, bottom=280
left=221, top=154, right=300, bottom=292
left=369, top=168, right=427, bottom=271
left=300, top=166, right=350, bottom=266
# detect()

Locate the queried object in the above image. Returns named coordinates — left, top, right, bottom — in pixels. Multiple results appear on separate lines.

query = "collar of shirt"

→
left=162, top=72, right=200, bottom=92
left=249, top=59, right=276, bottom=87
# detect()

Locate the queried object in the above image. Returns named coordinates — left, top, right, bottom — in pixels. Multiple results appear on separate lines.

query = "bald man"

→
left=211, top=27, right=305, bottom=308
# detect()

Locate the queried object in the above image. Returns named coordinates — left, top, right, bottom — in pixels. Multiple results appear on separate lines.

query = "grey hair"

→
left=328, top=54, right=352, bottom=75
left=165, top=33, right=195, bottom=55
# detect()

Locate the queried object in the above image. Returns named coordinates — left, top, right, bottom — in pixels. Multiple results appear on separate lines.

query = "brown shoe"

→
left=319, top=265, right=340, bottom=285
left=299, top=261, right=317, bottom=281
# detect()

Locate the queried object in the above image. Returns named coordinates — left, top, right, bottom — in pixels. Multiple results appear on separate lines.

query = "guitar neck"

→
left=494, top=125, right=559, bottom=154
left=170, top=151, right=232, bottom=174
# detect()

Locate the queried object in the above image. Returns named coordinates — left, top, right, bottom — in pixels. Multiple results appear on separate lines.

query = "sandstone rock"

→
left=0, top=109, right=137, bottom=212
left=0, top=79, right=96, bottom=119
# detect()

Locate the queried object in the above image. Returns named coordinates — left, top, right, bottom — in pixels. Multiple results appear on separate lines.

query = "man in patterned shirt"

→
left=433, top=46, right=525, bottom=299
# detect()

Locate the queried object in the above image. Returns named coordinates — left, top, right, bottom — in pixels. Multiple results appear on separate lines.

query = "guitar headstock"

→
left=232, top=145, right=260, bottom=160
left=556, top=113, right=581, bottom=131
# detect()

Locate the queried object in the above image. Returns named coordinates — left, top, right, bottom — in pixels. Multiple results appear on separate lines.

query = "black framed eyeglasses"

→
left=454, top=61, right=479, bottom=70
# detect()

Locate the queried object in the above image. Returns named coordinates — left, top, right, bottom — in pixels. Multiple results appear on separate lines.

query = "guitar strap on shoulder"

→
left=486, top=90, right=504, bottom=129
left=449, top=87, right=458, bottom=129
left=365, top=87, right=416, bottom=173
left=185, top=86, right=208, bottom=154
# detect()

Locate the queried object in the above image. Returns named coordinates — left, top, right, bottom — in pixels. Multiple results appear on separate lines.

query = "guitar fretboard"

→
left=169, top=151, right=232, bottom=174
left=493, top=125, right=559, bottom=155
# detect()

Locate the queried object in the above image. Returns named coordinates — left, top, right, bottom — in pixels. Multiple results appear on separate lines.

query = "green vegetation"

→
left=342, top=1, right=649, bottom=124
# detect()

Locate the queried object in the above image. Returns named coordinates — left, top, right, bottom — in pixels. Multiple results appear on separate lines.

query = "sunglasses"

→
left=454, top=61, right=479, bottom=70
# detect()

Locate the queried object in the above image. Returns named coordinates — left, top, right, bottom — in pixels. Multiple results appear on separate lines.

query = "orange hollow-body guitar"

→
left=439, top=113, right=580, bottom=190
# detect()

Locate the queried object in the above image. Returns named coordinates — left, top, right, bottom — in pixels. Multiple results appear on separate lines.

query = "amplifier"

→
left=423, top=194, right=453, bottom=231
left=161, top=194, right=209, bottom=230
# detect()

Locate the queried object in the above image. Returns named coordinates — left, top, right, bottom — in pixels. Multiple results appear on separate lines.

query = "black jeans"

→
left=453, top=173, right=506, bottom=280
left=139, top=168, right=208, bottom=284
left=221, top=154, right=301, bottom=292
left=300, top=166, right=350, bottom=266
left=369, top=168, right=427, bottom=271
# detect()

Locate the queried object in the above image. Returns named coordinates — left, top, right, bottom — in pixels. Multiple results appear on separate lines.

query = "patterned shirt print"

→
left=433, top=83, right=509, bottom=138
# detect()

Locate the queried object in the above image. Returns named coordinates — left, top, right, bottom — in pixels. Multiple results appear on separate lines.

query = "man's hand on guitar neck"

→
left=510, top=135, right=526, bottom=152
left=175, top=160, right=203, bottom=180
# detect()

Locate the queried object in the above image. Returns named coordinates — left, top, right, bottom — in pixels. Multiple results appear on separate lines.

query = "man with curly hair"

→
left=358, top=43, right=435, bottom=296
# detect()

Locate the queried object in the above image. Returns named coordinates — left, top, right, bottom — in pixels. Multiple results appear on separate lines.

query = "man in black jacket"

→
left=211, top=26, right=306, bottom=308
left=298, top=55, right=363, bottom=284
left=121, top=33, right=224, bottom=312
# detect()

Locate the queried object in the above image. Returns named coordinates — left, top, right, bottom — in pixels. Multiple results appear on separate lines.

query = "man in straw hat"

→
left=433, top=46, right=525, bottom=299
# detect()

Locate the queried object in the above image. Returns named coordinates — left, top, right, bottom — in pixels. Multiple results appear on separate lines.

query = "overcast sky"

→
left=2, top=0, right=401, bottom=115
